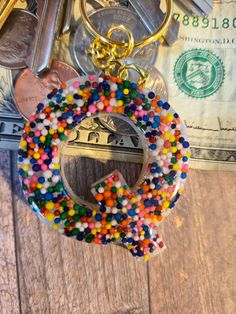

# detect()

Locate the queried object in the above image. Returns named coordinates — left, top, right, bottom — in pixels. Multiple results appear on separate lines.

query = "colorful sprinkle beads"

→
left=18, top=75, right=190, bottom=260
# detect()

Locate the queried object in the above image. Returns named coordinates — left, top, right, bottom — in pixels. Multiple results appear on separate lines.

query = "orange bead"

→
left=103, top=190, right=111, bottom=199
left=106, top=199, right=114, bottom=207
left=95, top=194, right=103, bottom=202
left=101, top=228, right=107, bottom=235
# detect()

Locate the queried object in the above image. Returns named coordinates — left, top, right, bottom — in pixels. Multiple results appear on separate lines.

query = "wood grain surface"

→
left=0, top=150, right=235, bottom=314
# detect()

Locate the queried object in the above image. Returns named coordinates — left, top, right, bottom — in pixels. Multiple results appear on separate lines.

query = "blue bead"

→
left=143, top=115, right=149, bottom=121
left=114, top=213, right=122, bottom=221
left=37, top=103, right=44, bottom=110
left=183, top=141, right=190, bottom=148
left=44, top=192, right=53, bottom=200
left=38, top=177, right=45, bottom=183
left=32, top=164, right=41, bottom=172
left=54, top=218, right=60, bottom=224
left=183, top=156, right=188, bottom=162
left=181, top=173, right=187, bottom=179
left=149, top=143, right=157, bottom=150
left=163, top=102, right=170, bottom=110
left=148, top=91, right=155, bottom=99
left=154, top=116, right=160, bottom=122
left=158, top=100, right=163, bottom=107
left=95, top=213, right=102, bottom=221
left=152, top=122, right=159, bottom=129
left=128, top=209, right=136, bottom=217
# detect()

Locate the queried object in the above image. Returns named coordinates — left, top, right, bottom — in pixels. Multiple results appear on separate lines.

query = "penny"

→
left=0, top=9, right=38, bottom=69
left=70, top=7, right=158, bottom=75
left=14, top=60, right=79, bottom=120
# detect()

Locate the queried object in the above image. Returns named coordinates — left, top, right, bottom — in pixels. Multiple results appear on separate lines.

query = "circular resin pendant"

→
left=18, top=75, right=190, bottom=260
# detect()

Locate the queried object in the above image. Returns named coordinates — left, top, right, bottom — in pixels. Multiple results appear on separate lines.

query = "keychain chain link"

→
left=87, top=24, right=149, bottom=85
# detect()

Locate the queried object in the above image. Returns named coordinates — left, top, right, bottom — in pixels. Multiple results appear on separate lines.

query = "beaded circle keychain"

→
left=18, top=0, right=190, bottom=260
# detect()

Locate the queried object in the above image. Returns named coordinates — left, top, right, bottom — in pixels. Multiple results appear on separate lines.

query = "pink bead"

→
left=89, top=223, right=95, bottom=229
left=31, top=175, right=38, bottom=182
left=163, top=162, right=169, bottom=168
left=41, top=154, right=48, bottom=160
left=38, top=159, right=43, bottom=165
left=100, top=96, right=105, bottom=101
left=106, top=106, right=113, bottom=112
left=136, top=220, right=142, bottom=227
left=126, top=204, right=132, bottom=210
left=24, top=179, right=30, bottom=185
left=107, top=177, right=113, bottom=182
left=27, top=137, right=32, bottom=143
left=73, top=81, right=80, bottom=88
left=35, top=130, right=41, bottom=137
left=89, top=75, right=95, bottom=81
left=41, top=164, right=48, bottom=171
left=52, top=151, right=58, bottom=157
left=88, top=105, right=97, bottom=113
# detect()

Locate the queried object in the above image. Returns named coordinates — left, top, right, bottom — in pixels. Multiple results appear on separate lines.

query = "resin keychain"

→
left=18, top=0, right=190, bottom=260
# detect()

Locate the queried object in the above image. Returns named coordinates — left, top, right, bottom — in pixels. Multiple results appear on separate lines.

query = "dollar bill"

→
left=156, top=0, right=236, bottom=170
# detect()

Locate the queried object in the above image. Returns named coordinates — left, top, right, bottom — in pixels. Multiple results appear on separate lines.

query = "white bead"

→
left=115, top=181, right=121, bottom=188
left=44, top=170, right=52, bottom=178
left=98, top=187, right=104, bottom=193
left=76, top=222, right=81, bottom=228
left=52, top=176, right=59, bottom=183
left=110, top=83, right=118, bottom=91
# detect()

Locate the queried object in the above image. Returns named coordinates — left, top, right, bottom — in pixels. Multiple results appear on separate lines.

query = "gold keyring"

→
left=106, top=25, right=134, bottom=59
left=80, top=0, right=173, bottom=49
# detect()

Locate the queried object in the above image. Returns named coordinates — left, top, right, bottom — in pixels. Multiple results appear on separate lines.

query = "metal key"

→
left=0, top=0, right=17, bottom=30
left=128, top=0, right=180, bottom=46
left=26, top=0, right=66, bottom=74
left=177, top=0, right=212, bottom=17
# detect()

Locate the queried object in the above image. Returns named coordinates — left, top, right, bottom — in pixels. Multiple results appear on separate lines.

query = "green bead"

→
left=154, top=210, right=161, bottom=216
left=72, top=228, right=79, bottom=236
left=171, top=157, right=177, bottom=164
left=29, top=131, right=34, bottom=138
left=49, top=101, right=55, bottom=107
left=64, top=220, right=70, bottom=227
left=106, top=216, right=112, bottom=222
left=59, top=133, right=67, bottom=141
left=79, top=207, right=86, bottom=216
left=28, top=196, right=34, bottom=204
left=124, top=97, right=131, bottom=104
left=120, top=232, right=126, bottom=238
left=60, top=212, right=67, bottom=220
left=61, top=200, right=67, bottom=207
left=144, top=103, right=151, bottom=110
left=111, top=187, right=117, bottom=193
left=74, top=203, right=80, bottom=211
left=73, top=214, right=80, bottom=222
left=123, top=80, right=131, bottom=88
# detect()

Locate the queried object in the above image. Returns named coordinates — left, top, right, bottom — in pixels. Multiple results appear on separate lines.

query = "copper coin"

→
left=14, top=60, right=79, bottom=120
left=0, top=9, right=38, bottom=69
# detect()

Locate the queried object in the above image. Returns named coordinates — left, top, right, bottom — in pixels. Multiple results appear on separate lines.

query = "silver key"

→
left=26, top=0, right=66, bottom=74
left=177, top=0, right=213, bottom=16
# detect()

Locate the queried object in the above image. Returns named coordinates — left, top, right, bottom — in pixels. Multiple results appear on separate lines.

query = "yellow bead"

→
left=40, top=136, right=46, bottom=143
left=59, top=206, right=64, bottom=212
left=20, top=140, right=27, bottom=148
left=78, top=90, right=83, bottom=96
left=171, top=147, right=177, bottom=153
left=173, top=164, right=179, bottom=171
left=140, top=231, right=145, bottom=235
left=23, top=165, right=30, bottom=171
left=166, top=113, right=174, bottom=122
left=68, top=209, right=75, bottom=216
left=91, top=229, right=97, bottom=235
left=96, top=228, right=101, bottom=233
left=127, top=244, right=132, bottom=250
left=162, top=148, right=168, bottom=154
left=117, top=100, right=123, bottom=107
left=169, top=135, right=176, bottom=142
left=123, top=88, right=129, bottom=95
left=92, top=209, right=96, bottom=216
left=114, top=232, right=120, bottom=239
left=117, top=188, right=124, bottom=195
left=162, top=201, right=169, bottom=208
left=144, top=253, right=150, bottom=261
left=49, top=129, right=55, bottom=135
left=54, top=163, right=60, bottom=169
left=52, top=223, right=59, bottom=230
left=37, top=183, right=43, bottom=189
left=66, top=94, right=74, bottom=101
left=164, top=132, right=171, bottom=139
left=58, top=126, right=64, bottom=133
left=45, top=212, right=54, bottom=222
left=33, top=153, right=40, bottom=160
left=106, top=224, right=111, bottom=229
left=45, top=201, right=54, bottom=210
left=186, top=151, right=191, bottom=157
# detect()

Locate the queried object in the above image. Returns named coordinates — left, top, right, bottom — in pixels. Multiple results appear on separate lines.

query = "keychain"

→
left=18, top=0, right=190, bottom=260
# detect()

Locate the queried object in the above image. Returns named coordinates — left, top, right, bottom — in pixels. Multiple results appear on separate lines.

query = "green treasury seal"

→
left=174, top=49, right=225, bottom=98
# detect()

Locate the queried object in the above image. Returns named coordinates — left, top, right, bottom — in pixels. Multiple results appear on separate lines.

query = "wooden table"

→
left=1, top=150, right=235, bottom=314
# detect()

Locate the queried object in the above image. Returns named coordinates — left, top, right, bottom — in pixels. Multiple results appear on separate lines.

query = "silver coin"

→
left=70, top=7, right=158, bottom=75
left=0, top=9, right=38, bottom=69
left=99, top=115, right=137, bottom=136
